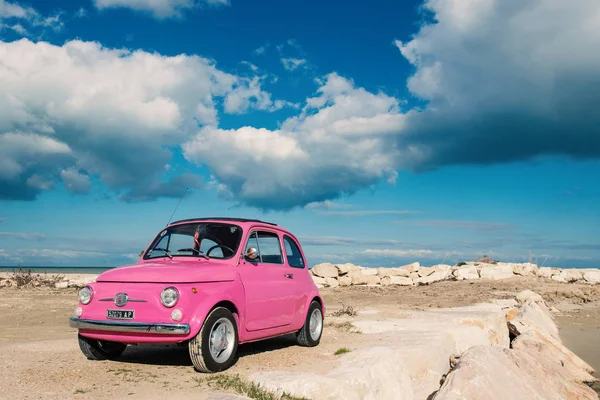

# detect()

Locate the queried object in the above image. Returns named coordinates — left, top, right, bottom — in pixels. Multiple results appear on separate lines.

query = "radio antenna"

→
left=166, top=187, right=188, bottom=226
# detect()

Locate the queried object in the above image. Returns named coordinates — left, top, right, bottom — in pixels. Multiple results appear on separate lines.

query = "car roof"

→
left=169, top=217, right=278, bottom=227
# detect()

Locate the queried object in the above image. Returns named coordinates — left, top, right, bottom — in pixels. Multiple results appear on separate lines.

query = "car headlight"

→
left=160, top=287, right=179, bottom=308
left=78, top=286, right=93, bottom=305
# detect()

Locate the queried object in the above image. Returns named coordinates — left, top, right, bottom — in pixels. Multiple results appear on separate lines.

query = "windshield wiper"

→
left=151, top=247, right=173, bottom=259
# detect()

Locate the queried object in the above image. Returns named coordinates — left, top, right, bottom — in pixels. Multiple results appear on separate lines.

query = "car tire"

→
left=296, top=300, right=323, bottom=347
left=77, top=334, right=127, bottom=360
left=189, top=307, right=239, bottom=373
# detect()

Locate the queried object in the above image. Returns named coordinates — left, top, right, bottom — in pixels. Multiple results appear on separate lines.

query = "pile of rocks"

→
left=309, top=261, right=600, bottom=288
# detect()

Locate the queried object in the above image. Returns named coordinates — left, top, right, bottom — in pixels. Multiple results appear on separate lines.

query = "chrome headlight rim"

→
left=160, top=286, right=179, bottom=308
left=78, top=285, right=93, bottom=305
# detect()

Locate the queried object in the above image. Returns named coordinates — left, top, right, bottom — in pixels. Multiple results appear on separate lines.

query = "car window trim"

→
left=283, top=234, right=306, bottom=269
left=246, top=229, right=284, bottom=265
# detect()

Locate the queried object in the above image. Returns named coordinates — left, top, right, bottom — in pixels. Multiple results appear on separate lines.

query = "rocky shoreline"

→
left=310, top=261, right=600, bottom=288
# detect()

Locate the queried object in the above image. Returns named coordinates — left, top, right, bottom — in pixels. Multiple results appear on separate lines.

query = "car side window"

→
left=245, top=232, right=259, bottom=257
left=284, top=236, right=305, bottom=268
left=257, top=231, right=283, bottom=264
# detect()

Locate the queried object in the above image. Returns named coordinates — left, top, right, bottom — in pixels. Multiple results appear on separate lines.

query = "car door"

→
left=238, top=229, right=296, bottom=331
left=282, top=235, right=310, bottom=324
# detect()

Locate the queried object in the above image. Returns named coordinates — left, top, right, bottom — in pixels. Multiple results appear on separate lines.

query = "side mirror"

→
left=245, top=247, right=259, bottom=260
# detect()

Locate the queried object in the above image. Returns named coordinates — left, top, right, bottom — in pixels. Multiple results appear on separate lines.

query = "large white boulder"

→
left=415, top=269, right=450, bottom=285
left=311, top=275, right=327, bottom=286
left=339, top=276, right=352, bottom=286
left=380, top=276, right=413, bottom=286
left=348, top=271, right=368, bottom=285
left=358, top=267, right=378, bottom=276
left=334, top=263, right=358, bottom=275
left=536, top=267, right=555, bottom=279
left=452, top=265, right=479, bottom=280
left=479, top=263, right=514, bottom=280
left=400, top=262, right=420, bottom=273
left=377, top=267, right=411, bottom=278
left=560, top=269, right=583, bottom=282
left=417, top=266, right=435, bottom=277
left=250, top=347, right=415, bottom=400
left=583, top=270, right=600, bottom=284
left=512, top=262, right=538, bottom=276
left=324, top=277, right=339, bottom=288
left=311, top=263, right=339, bottom=278
left=435, top=344, right=597, bottom=400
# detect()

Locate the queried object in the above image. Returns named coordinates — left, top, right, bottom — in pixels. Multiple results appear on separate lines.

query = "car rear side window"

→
left=284, top=235, right=305, bottom=268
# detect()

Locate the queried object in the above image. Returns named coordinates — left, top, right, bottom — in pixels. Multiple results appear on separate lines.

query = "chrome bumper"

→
left=69, top=318, right=190, bottom=335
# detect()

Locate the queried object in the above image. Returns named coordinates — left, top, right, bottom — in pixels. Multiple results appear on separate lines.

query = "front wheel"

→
left=296, top=301, right=323, bottom=347
left=77, top=334, right=127, bottom=360
left=189, top=307, right=238, bottom=373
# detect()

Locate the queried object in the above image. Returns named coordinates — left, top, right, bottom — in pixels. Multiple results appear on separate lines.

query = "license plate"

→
left=106, top=309, right=134, bottom=320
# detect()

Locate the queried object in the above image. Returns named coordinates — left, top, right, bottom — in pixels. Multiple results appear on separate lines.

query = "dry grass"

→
left=329, top=303, right=357, bottom=317
left=197, top=374, right=309, bottom=400
left=334, top=347, right=351, bottom=356
left=9, top=267, right=64, bottom=288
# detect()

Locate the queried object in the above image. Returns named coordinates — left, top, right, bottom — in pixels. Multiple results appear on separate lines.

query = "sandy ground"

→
left=1, top=276, right=600, bottom=399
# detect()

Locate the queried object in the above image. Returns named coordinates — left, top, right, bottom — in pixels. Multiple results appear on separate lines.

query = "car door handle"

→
left=284, top=273, right=294, bottom=279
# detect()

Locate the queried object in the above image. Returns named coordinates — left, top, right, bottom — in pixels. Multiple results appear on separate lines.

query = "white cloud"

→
left=395, top=0, right=600, bottom=168
left=318, top=210, right=416, bottom=216
left=305, top=200, right=352, bottom=210
left=61, top=168, right=92, bottom=194
left=253, top=44, right=268, bottom=55
left=0, top=0, right=62, bottom=36
left=0, top=38, right=285, bottom=201
left=94, top=0, right=229, bottom=19
left=281, top=57, right=306, bottom=71
left=183, top=72, right=406, bottom=209
left=361, top=249, right=463, bottom=259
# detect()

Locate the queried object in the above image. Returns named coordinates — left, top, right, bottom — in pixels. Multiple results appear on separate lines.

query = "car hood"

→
left=96, top=261, right=236, bottom=284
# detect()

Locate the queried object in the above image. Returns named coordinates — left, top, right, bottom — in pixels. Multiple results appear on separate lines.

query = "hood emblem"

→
left=114, top=293, right=129, bottom=307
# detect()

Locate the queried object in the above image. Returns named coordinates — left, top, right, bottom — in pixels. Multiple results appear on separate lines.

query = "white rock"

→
left=377, top=267, right=410, bottom=278
left=335, top=263, right=358, bottom=275
left=551, top=273, right=567, bottom=283
left=311, top=263, right=339, bottom=279
left=435, top=344, right=597, bottom=400
left=339, top=276, right=352, bottom=286
left=431, top=264, right=451, bottom=271
left=380, top=276, right=413, bottom=286
left=512, top=263, right=538, bottom=276
left=561, top=269, right=583, bottom=282
left=348, top=271, right=368, bottom=285
left=515, top=290, right=544, bottom=304
left=583, top=270, right=600, bottom=284
left=364, top=275, right=380, bottom=285
left=409, top=272, right=419, bottom=279
left=452, top=266, right=479, bottom=280
left=325, top=277, right=339, bottom=288
left=311, top=275, right=327, bottom=286
left=54, top=281, right=69, bottom=289
left=250, top=347, right=415, bottom=400
left=536, top=267, right=554, bottom=279
left=479, top=263, right=514, bottom=280
left=358, top=267, right=378, bottom=276
left=508, top=299, right=559, bottom=341
left=415, top=270, right=450, bottom=285
left=512, top=330, right=597, bottom=384
left=417, top=266, right=435, bottom=277
left=400, top=262, right=420, bottom=273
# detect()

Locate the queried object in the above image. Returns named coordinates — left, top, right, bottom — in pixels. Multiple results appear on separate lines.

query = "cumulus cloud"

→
left=305, top=200, right=352, bottom=210
left=0, top=38, right=285, bottom=201
left=94, top=0, right=229, bottom=19
left=395, top=0, right=600, bottom=169
left=183, top=72, right=406, bottom=209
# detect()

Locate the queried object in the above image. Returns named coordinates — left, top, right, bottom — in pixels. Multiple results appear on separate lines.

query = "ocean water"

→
left=0, top=266, right=113, bottom=274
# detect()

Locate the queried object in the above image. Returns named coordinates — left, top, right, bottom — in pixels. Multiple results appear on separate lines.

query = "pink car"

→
left=69, top=217, right=325, bottom=373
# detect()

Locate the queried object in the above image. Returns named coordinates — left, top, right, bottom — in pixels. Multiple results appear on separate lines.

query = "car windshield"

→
left=144, top=222, right=242, bottom=260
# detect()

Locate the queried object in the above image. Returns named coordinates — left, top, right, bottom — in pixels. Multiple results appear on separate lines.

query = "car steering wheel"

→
left=206, top=244, right=234, bottom=258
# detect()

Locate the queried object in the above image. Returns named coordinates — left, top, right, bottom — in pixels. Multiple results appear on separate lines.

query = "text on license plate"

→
left=106, top=309, right=134, bottom=320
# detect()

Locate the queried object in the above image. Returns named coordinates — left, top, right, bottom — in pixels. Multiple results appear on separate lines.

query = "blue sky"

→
left=1, top=0, right=599, bottom=269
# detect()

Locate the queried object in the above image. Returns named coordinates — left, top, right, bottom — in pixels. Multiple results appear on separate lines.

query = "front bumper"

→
left=69, top=317, right=190, bottom=335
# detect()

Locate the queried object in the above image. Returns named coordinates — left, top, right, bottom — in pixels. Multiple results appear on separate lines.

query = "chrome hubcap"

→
left=309, top=308, right=323, bottom=341
left=209, top=317, right=235, bottom=363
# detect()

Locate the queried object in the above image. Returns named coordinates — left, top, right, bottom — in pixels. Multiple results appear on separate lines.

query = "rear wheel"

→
left=78, top=334, right=127, bottom=360
left=296, top=301, right=323, bottom=347
left=189, top=307, right=238, bottom=373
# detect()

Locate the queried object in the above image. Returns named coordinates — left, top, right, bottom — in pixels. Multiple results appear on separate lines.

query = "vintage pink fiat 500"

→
left=69, top=217, right=324, bottom=373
